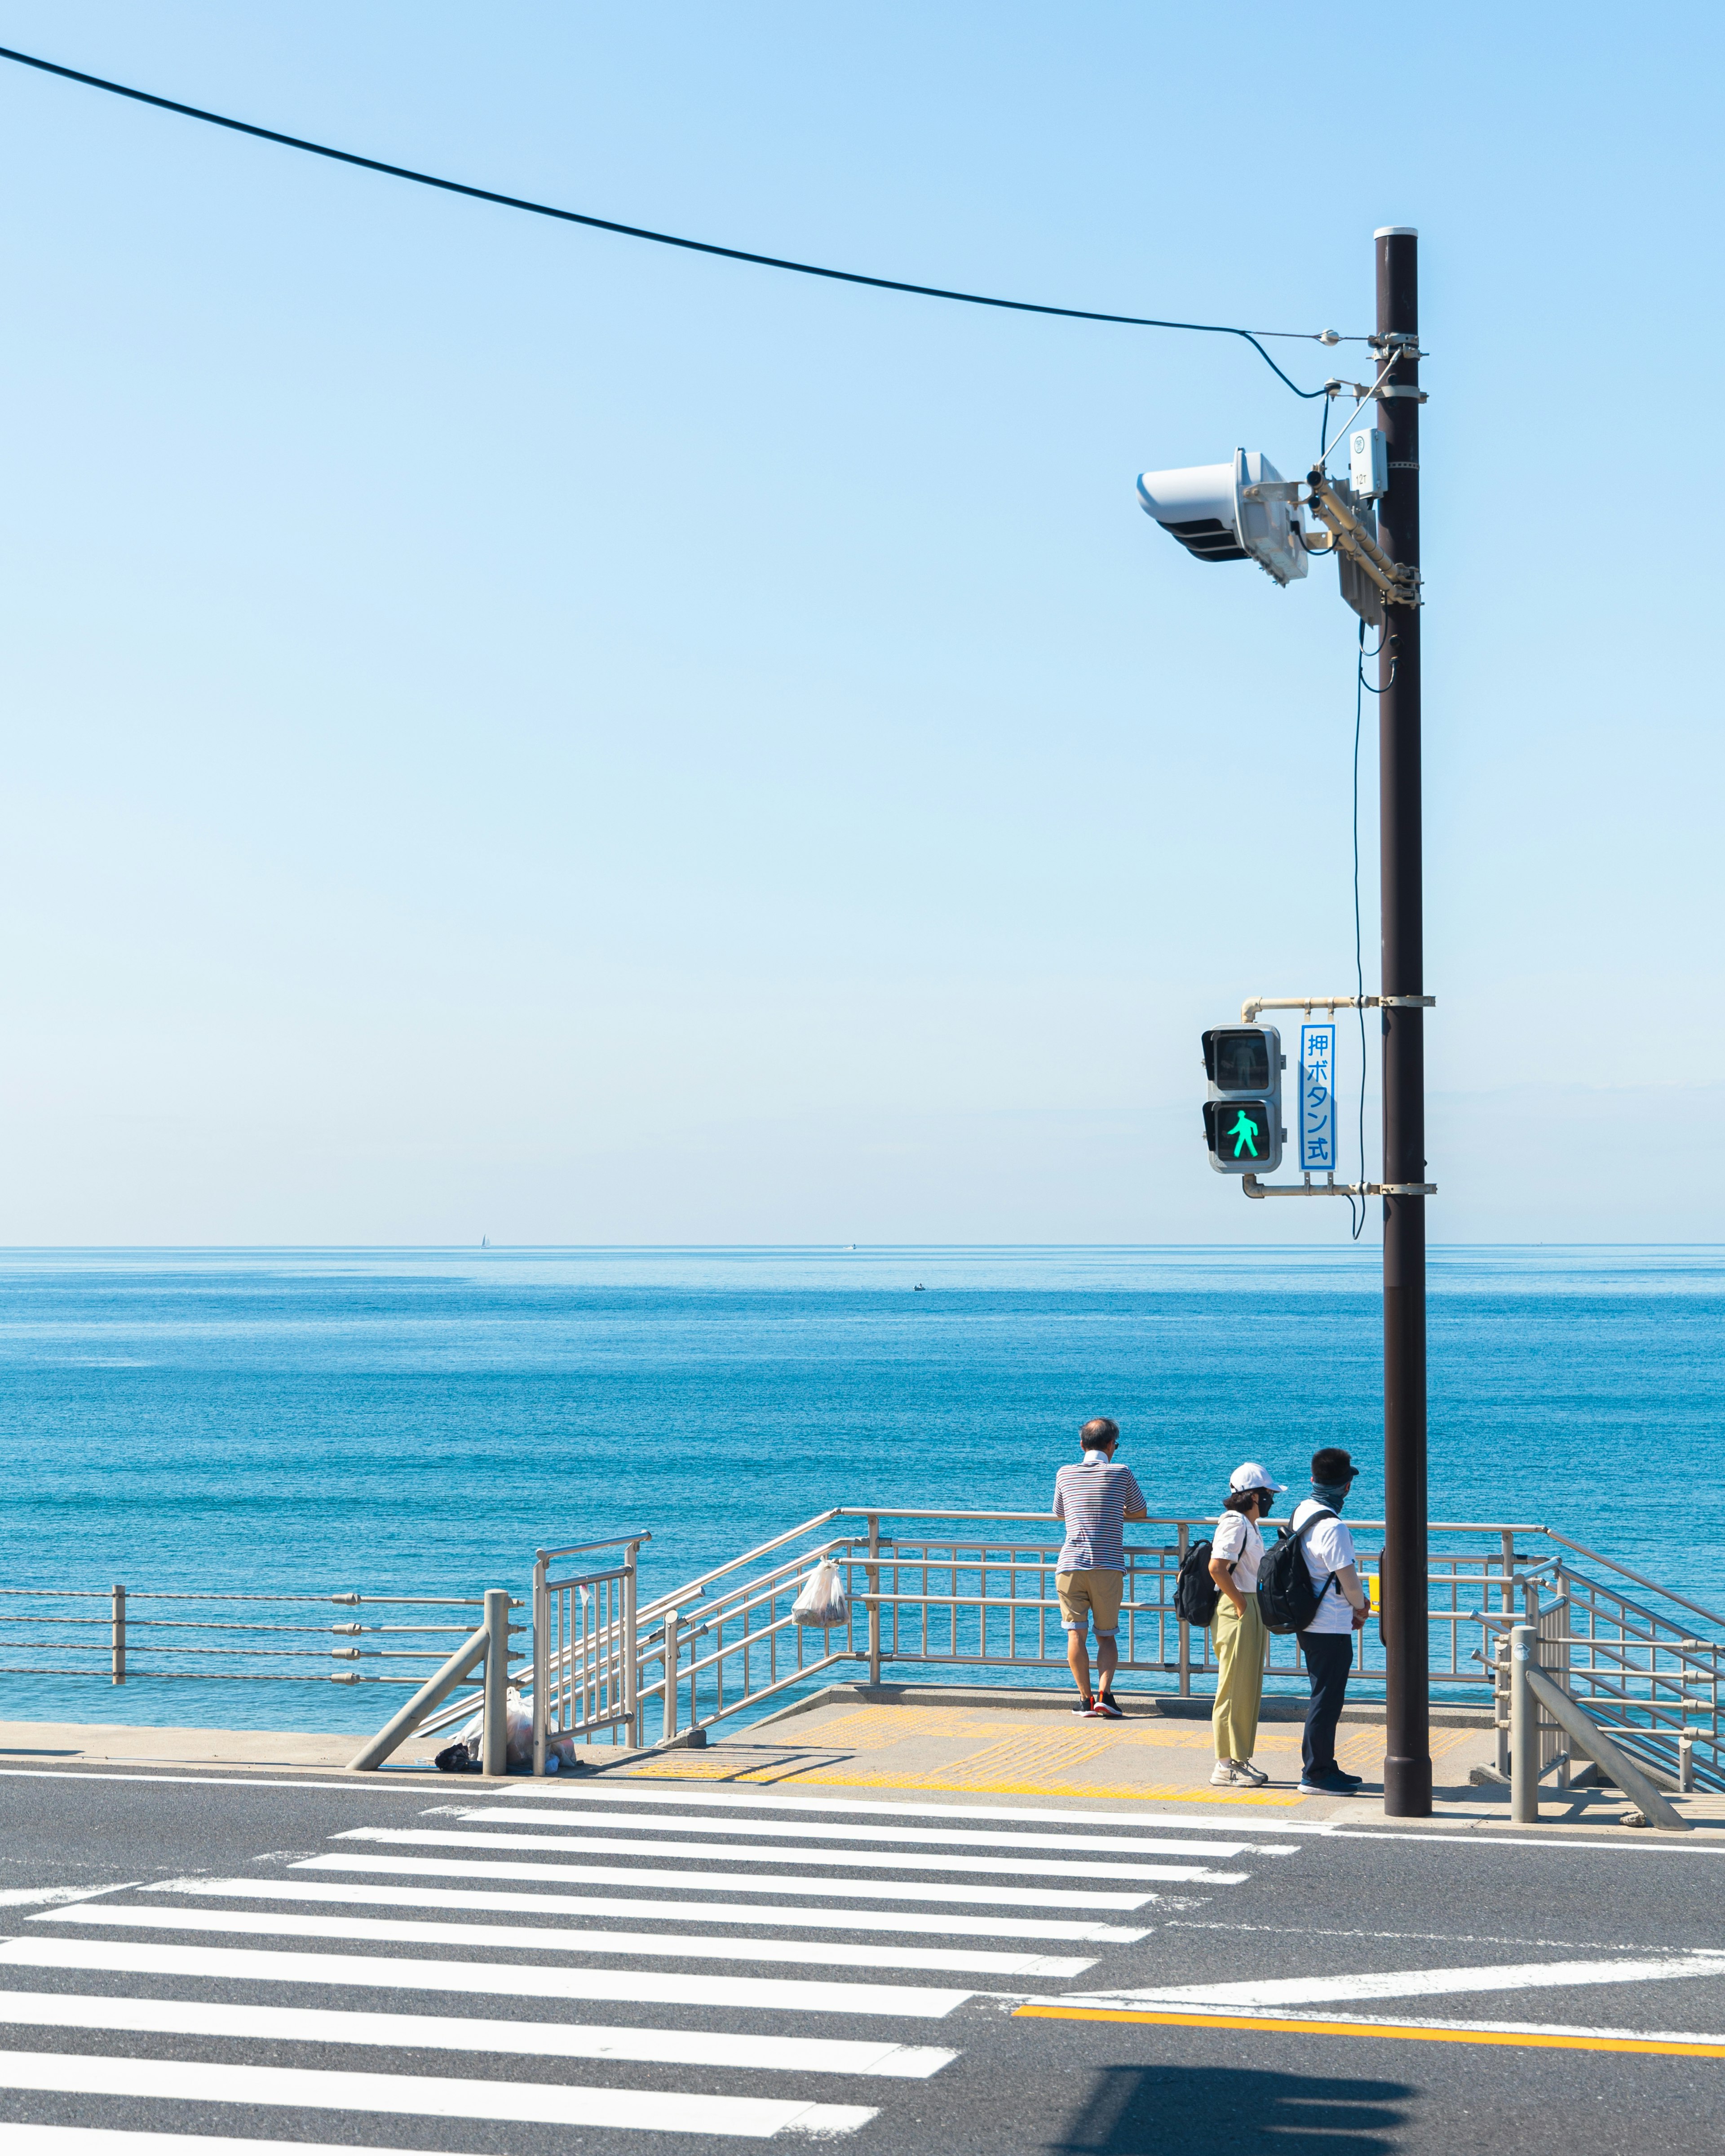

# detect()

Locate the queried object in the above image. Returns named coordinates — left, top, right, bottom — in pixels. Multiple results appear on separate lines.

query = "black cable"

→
left=0, top=41, right=1336, bottom=397
left=1347, top=617, right=1370, bottom=1241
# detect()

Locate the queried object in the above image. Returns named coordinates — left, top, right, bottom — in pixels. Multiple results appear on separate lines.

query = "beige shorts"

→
left=1056, top=1569, right=1123, bottom=1638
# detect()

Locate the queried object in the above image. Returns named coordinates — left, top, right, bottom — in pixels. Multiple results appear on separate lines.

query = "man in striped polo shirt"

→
left=1052, top=1416, right=1148, bottom=1719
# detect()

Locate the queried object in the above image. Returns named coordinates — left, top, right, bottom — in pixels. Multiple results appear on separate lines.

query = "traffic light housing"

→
left=1202, top=1025, right=1285, bottom=1175
left=1136, top=450, right=1309, bottom=589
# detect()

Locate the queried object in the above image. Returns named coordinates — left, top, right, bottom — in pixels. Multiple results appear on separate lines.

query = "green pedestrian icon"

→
left=1226, top=1108, right=1261, bottom=1159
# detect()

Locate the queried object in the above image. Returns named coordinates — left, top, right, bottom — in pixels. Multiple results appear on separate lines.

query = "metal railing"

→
left=1480, top=1552, right=1724, bottom=1797
left=0, top=1585, right=519, bottom=1691
left=514, top=1507, right=1724, bottom=1779
left=531, top=1537, right=648, bottom=1768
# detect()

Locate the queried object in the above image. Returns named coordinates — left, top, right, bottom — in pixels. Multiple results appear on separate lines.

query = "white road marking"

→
left=0, top=2134, right=501, bottom=2156
left=456, top=1806, right=1279, bottom=1860
left=1062, top=1951, right=1725, bottom=2012
left=298, top=1850, right=1160, bottom=1909
left=332, top=1826, right=1243, bottom=1884
left=0, top=2050, right=878, bottom=2138
left=0, top=1885, right=137, bottom=1908
left=147, top=1874, right=1149, bottom=1943
left=1051, top=2000, right=1725, bottom=2045
left=35, top=1902, right=1093, bottom=1978
left=0, top=1936, right=975, bottom=2018
left=501, top=1784, right=1342, bottom=1835
left=0, top=1990, right=958, bottom=2076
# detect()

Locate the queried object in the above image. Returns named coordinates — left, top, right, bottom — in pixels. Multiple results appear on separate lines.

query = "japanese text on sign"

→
left=1299, top=1021, right=1337, bottom=1174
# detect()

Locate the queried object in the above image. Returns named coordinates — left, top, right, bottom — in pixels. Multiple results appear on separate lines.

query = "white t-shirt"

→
left=1209, top=1510, right=1265, bottom=1593
left=1288, top=1498, right=1360, bottom=1635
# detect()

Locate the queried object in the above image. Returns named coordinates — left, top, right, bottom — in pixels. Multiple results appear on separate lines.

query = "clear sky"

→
left=1, top=3, right=1719, bottom=1245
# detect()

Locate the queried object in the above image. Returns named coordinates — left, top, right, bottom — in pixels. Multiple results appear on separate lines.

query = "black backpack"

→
left=1174, top=1537, right=1230, bottom=1627
left=1256, top=1507, right=1337, bottom=1635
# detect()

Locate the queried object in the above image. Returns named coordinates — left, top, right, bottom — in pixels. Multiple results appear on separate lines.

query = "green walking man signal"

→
left=1225, top=1107, right=1263, bottom=1158
left=1201, top=1025, right=1284, bottom=1176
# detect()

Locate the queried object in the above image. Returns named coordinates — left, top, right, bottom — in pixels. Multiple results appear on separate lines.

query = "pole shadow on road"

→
left=1048, top=2064, right=1413, bottom=2153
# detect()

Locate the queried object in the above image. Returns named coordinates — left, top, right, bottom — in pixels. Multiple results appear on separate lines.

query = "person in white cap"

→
left=1208, top=1461, right=1284, bottom=1786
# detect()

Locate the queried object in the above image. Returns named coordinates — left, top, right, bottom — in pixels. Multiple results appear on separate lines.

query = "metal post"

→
left=482, top=1588, right=510, bottom=1777
left=1177, top=1523, right=1191, bottom=1697
left=1376, top=224, right=1432, bottom=1818
left=867, top=1513, right=882, bottom=1687
left=1510, top=1622, right=1538, bottom=1824
left=111, top=1584, right=126, bottom=1685
left=531, top=1553, right=548, bottom=1777
left=624, top=1544, right=640, bottom=1748
left=663, top=1604, right=681, bottom=1740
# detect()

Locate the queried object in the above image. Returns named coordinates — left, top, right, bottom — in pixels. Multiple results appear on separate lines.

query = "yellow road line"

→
left=1014, top=2003, right=1725, bottom=2057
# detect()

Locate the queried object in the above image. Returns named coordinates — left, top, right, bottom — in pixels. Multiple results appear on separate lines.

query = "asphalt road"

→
left=0, top=1763, right=1721, bottom=2155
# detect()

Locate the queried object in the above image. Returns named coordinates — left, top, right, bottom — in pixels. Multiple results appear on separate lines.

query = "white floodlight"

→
left=1135, top=449, right=1308, bottom=588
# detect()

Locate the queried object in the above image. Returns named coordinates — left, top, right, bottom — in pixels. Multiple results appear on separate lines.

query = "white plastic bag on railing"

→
left=457, top=1685, right=535, bottom=1770
left=792, top=1559, right=850, bottom=1630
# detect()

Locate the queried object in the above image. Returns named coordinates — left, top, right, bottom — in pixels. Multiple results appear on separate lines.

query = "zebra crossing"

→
left=0, top=1774, right=1303, bottom=2148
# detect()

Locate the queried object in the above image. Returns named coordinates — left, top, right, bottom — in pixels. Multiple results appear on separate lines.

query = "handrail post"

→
left=111, top=1584, right=126, bottom=1686
left=624, top=1542, right=641, bottom=1748
left=531, top=1553, right=548, bottom=1776
left=663, top=1603, right=681, bottom=1739
left=1510, top=1622, right=1538, bottom=1824
left=867, top=1513, right=882, bottom=1688
left=1177, top=1523, right=1191, bottom=1697
left=482, top=1588, right=510, bottom=1776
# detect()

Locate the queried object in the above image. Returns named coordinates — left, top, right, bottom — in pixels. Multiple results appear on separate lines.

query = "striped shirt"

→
left=1052, top=1456, right=1148, bottom=1574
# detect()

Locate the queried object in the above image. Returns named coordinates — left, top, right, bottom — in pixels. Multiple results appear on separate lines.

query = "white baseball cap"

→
left=1229, top=1461, right=1286, bottom=1494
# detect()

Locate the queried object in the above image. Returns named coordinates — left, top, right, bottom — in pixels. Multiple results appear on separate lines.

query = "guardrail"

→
left=1479, top=1555, right=1722, bottom=1798
left=0, top=1584, right=529, bottom=1770
left=520, top=1507, right=1724, bottom=1786
left=531, top=1537, right=649, bottom=1769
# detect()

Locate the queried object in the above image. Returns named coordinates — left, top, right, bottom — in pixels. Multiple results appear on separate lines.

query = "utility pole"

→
left=1374, top=225, right=1431, bottom=1818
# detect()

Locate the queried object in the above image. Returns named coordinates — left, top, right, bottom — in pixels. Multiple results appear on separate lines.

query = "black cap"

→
left=1311, top=1447, right=1360, bottom=1484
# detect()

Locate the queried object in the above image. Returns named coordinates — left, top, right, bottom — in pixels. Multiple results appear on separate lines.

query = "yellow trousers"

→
left=1212, top=1593, right=1266, bottom=1762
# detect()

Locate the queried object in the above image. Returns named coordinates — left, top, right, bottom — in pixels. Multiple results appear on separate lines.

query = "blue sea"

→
left=3, top=1245, right=1722, bottom=1734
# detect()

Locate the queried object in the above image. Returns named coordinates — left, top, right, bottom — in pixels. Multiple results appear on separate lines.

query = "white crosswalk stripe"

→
left=297, top=1847, right=1159, bottom=1907
left=331, top=1824, right=1248, bottom=1882
left=0, top=1777, right=1281, bottom=2146
left=145, top=1872, right=1150, bottom=1941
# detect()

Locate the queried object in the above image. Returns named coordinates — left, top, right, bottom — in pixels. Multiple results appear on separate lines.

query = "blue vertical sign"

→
left=1299, top=1022, right=1337, bottom=1174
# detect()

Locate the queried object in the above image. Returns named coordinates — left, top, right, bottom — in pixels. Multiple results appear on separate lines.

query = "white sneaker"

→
left=1210, top=1759, right=1241, bottom=1785
left=1232, top=1758, right=1269, bottom=1786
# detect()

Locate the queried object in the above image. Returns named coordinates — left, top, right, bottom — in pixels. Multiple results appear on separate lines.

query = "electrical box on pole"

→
left=1201, top=1027, right=1284, bottom=1175
left=1348, top=425, right=1388, bottom=501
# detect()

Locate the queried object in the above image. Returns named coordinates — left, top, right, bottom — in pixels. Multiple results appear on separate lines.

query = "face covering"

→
left=1311, top=1479, right=1353, bottom=1511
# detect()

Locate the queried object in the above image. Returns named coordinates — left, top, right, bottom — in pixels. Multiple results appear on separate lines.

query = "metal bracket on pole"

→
left=1305, top=476, right=1421, bottom=607
left=1240, top=993, right=1435, bottom=1023
left=1243, top=1175, right=1436, bottom=1200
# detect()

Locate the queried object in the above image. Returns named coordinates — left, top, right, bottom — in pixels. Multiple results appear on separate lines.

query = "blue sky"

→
left=0, top=4, right=1719, bottom=1243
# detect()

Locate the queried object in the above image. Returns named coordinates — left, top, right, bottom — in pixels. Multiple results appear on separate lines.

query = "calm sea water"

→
left=4, top=1245, right=1721, bottom=1732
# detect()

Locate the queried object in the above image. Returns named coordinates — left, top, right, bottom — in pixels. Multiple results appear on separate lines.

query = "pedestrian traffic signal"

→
left=1137, top=450, right=1309, bottom=589
left=1201, top=1025, right=1285, bottom=1175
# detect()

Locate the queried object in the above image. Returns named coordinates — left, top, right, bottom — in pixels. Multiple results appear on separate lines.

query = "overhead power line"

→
left=0, top=41, right=1355, bottom=398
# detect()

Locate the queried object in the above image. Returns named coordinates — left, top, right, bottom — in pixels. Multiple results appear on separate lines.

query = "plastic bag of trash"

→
left=453, top=1686, right=535, bottom=1771
left=791, top=1559, right=850, bottom=1629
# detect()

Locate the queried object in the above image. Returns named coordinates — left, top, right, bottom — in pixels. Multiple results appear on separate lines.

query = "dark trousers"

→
left=1299, top=1630, right=1354, bottom=1776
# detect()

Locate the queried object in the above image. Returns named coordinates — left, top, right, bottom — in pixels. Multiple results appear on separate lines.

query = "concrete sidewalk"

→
left=5, top=1690, right=1721, bottom=1835
left=584, top=1683, right=1725, bottom=1836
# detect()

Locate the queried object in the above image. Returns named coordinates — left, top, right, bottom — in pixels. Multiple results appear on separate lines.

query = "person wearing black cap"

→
left=1289, top=1447, right=1371, bottom=1796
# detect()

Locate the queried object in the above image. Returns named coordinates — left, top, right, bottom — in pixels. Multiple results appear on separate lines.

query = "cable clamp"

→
left=1378, top=994, right=1435, bottom=1009
left=1376, top=384, right=1428, bottom=402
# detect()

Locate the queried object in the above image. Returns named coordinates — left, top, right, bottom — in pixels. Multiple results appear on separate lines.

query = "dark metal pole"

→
left=1374, top=225, right=1431, bottom=1817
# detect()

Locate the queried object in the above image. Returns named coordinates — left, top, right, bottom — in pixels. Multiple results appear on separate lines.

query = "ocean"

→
left=3, top=1244, right=1721, bottom=1733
